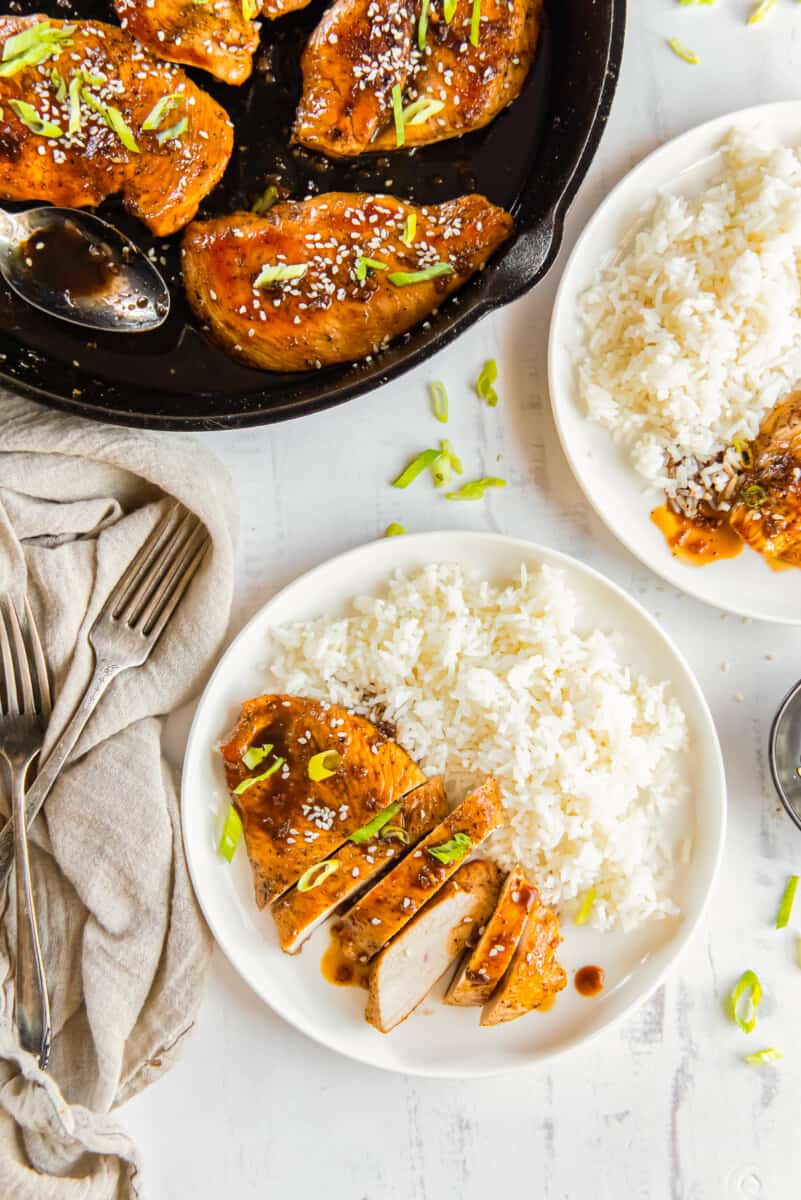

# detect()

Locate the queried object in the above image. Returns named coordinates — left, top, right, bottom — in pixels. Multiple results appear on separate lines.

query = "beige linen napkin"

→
left=0, top=394, right=238, bottom=1198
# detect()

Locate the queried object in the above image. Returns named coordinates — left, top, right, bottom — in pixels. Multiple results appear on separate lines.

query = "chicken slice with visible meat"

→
left=115, top=0, right=259, bottom=86
left=293, top=0, right=541, bottom=158
left=365, top=859, right=502, bottom=1033
left=220, top=695, right=425, bottom=908
left=182, top=192, right=513, bottom=371
left=728, top=391, right=801, bottom=569
left=0, top=17, right=233, bottom=236
left=271, top=776, right=449, bottom=954
left=444, top=863, right=535, bottom=1006
left=338, top=779, right=504, bottom=964
left=480, top=898, right=566, bottom=1026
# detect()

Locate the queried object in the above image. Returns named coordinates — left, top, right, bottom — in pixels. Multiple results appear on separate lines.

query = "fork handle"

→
left=12, top=759, right=51, bottom=1067
left=0, top=658, right=122, bottom=889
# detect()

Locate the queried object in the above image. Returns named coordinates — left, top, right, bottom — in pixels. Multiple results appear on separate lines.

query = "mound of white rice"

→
left=265, top=563, right=690, bottom=931
left=579, top=129, right=801, bottom=504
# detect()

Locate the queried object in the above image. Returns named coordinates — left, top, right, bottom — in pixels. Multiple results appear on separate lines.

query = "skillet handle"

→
left=478, top=209, right=559, bottom=309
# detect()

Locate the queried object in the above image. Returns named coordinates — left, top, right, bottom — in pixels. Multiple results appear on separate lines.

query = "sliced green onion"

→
left=417, top=0, right=431, bottom=50
left=308, top=749, right=341, bottom=782
left=242, top=742, right=274, bottom=770
left=82, top=90, right=139, bottom=153
left=470, top=0, right=481, bottom=46
left=142, top=92, right=183, bottom=131
left=233, top=756, right=284, bottom=795
left=242, top=0, right=260, bottom=16
left=402, top=96, right=445, bottom=126
left=401, top=212, right=417, bottom=246
left=385, top=523, right=406, bottom=537
left=428, top=831, right=471, bottom=865
left=218, top=805, right=242, bottom=862
left=382, top=824, right=410, bottom=844
left=441, top=438, right=462, bottom=474
left=445, top=477, right=506, bottom=501
left=747, top=0, right=776, bottom=23
left=0, top=21, right=75, bottom=76
left=297, top=860, right=340, bottom=892
left=355, top=256, right=388, bottom=282
left=443, top=0, right=458, bottom=21
left=254, top=262, right=308, bottom=287
left=8, top=99, right=62, bottom=138
left=776, top=875, right=799, bottom=928
left=156, top=116, right=187, bottom=146
left=68, top=72, right=82, bottom=135
left=392, top=447, right=440, bottom=488
left=744, top=1048, right=782, bottom=1065
left=732, top=436, right=753, bottom=468
left=667, top=37, right=698, bottom=64
left=50, top=66, right=66, bottom=102
left=388, top=262, right=455, bottom=286
left=742, top=484, right=767, bottom=509
left=349, top=801, right=402, bottom=844
left=82, top=70, right=107, bottom=86
left=431, top=451, right=452, bottom=489
left=575, top=887, right=597, bottom=925
left=430, top=380, right=448, bottom=423
left=729, top=969, right=762, bottom=1034
left=476, top=358, right=499, bottom=406
left=391, top=83, right=404, bottom=148
left=252, top=184, right=279, bottom=215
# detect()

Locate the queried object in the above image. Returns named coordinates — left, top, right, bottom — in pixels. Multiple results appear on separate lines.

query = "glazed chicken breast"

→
left=728, top=392, right=801, bottom=568
left=445, top=862, right=535, bottom=1006
left=220, top=695, right=425, bottom=908
left=293, top=0, right=542, bottom=158
left=182, top=192, right=513, bottom=370
left=0, top=17, right=233, bottom=236
left=480, top=898, right=566, bottom=1026
left=115, top=0, right=259, bottom=86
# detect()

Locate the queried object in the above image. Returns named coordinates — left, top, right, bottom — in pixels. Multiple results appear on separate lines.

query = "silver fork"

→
left=0, top=504, right=210, bottom=890
left=0, top=597, right=53, bottom=1066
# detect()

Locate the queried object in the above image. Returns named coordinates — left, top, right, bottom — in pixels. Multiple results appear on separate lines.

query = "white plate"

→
left=181, top=532, right=725, bottom=1078
left=549, top=101, right=801, bottom=624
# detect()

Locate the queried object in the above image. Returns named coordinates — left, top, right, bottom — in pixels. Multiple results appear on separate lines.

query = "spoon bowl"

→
left=769, top=680, right=801, bottom=831
left=0, top=206, right=169, bottom=332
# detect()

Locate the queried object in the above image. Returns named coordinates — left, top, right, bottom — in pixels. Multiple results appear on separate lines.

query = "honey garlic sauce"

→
left=321, top=924, right=371, bottom=989
left=574, top=965, right=605, bottom=998
left=651, top=505, right=743, bottom=565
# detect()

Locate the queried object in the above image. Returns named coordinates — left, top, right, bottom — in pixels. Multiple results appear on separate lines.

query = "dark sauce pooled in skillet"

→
left=21, top=222, right=119, bottom=299
left=574, top=964, right=604, bottom=997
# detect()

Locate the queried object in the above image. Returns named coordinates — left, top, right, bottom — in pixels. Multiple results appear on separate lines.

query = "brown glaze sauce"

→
left=321, top=924, right=370, bottom=990
left=651, top=505, right=743, bottom=565
left=21, top=222, right=119, bottom=298
left=574, top=964, right=605, bottom=997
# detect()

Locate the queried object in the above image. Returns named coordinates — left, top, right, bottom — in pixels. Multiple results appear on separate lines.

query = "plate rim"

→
left=181, top=529, right=727, bottom=1078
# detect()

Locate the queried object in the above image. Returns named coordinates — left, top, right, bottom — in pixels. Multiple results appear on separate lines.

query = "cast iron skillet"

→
left=0, top=0, right=625, bottom=429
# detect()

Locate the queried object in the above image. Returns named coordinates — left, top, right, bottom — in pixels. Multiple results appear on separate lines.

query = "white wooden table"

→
left=121, top=3, right=801, bottom=1194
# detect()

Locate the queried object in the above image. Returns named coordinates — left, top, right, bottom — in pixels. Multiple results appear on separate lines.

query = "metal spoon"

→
left=769, top=680, right=801, bottom=831
left=0, top=206, right=170, bottom=332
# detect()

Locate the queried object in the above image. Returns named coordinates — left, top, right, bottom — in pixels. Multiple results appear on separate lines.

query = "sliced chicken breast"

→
left=365, top=859, right=502, bottom=1033
left=728, top=391, right=801, bottom=568
left=444, top=862, right=535, bottom=1006
left=338, top=778, right=504, bottom=964
left=220, top=695, right=425, bottom=908
left=271, top=776, right=449, bottom=954
left=480, top=899, right=566, bottom=1026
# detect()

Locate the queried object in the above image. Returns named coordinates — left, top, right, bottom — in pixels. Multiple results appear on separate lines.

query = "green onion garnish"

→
left=575, top=887, right=597, bottom=925
left=391, top=83, right=405, bottom=148
left=308, top=749, right=341, bottom=782
left=382, top=825, right=410, bottom=844
left=747, top=0, right=776, bottom=23
left=401, top=213, right=417, bottom=246
left=388, top=262, right=455, bottom=286
left=443, top=0, right=458, bottom=21
left=742, top=484, right=767, bottom=509
left=776, top=875, right=799, bottom=928
left=428, top=832, right=471, bottom=865
left=8, top=99, right=62, bottom=138
left=254, top=263, right=308, bottom=287
left=418, top=0, right=431, bottom=50
left=732, top=437, right=753, bottom=468
left=402, top=96, right=445, bottom=126
left=729, top=969, right=762, bottom=1034
left=156, top=116, right=188, bottom=146
left=297, top=860, right=340, bottom=892
left=445, top=477, right=506, bottom=501
left=142, top=92, right=183, bottom=131
left=667, top=37, right=698, bottom=63
left=242, top=742, right=274, bottom=770
left=470, top=0, right=481, bottom=46
left=50, top=67, right=66, bottom=103
left=431, top=439, right=462, bottom=488
left=0, top=21, right=75, bottom=76
left=392, top=447, right=440, bottom=488
left=242, top=0, right=260, bottom=16
left=441, top=438, right=462, bottom=473
left=218, top=804, right=242, bottom=862
left=476, top=358, right=499, bottom=406
left=385, top=522, right=406, bottom=536
left=68, top=72, right=82, bottom=135
left=349, top=801, right=402, bottom=845
left=82, top=90, right=139, bottom=153
left=744, top=1048, right=782, bottom=1065
left=252, top=184, right=279, bottom=215
left=355, top=256, right=388, bottom=282
left=430, top=380, right=448, bottom=423
left=234, top=756, right=284, bottom=795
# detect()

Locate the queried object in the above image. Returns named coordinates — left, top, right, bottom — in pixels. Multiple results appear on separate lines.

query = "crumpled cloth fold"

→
left=0, top=394, right=237, bottom=1198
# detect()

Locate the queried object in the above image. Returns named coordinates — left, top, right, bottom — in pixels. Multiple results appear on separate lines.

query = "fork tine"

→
left=106, top=504, right=183, bottom=621
left=24, top=598, right=51, bottom=720
left=117, top=510, right=200, bottom=628
left=0, top=603, right=19, bottom=717
left=144, top=533, right=210, bottom=644
left=5, top=603, right=34, bottom=716
left=137, top=521, right=208, bottom=633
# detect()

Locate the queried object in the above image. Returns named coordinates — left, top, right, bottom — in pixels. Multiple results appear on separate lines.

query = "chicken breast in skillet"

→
left=181, top=192, right=513, bottom=370
left=0, top=16, right=233, bottom=236
left=728, top=392, right=801, bottom=568
left=293, top=0, right=542, bottom=158
left=444, top=862, right=535, bottom=1006
left=480, top=897, right=566, bottom=1025
left=114, top=0, right=259, bottom=86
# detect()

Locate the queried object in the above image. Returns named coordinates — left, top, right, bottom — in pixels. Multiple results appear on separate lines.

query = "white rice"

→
left=578, top=129, right=801, bottom=509
left=265, top=563, right=690, bottom=931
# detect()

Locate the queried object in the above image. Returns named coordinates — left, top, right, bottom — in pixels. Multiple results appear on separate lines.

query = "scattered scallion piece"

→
left=747, top=0, right=776, bottom=23
left=382, top=825, right=410, bottom=844
left=470, top=0, right=481, bottom=46
left=729, top=969, right=762, bottom=1034
left=667, top=37, right=698, bottom=64
left=82, top=89, right=139, bottom=153
left=233, top=756, right=284, bottom=795
left=417, top=0, right=431, bottom=50
left=443, top=0, right=458, bottom=21
left=431, top=438, right=462, bottom=488
left=742, top=484, right=767, bottom=509
left=444, top=477, right=506, bottom=501
left=391, top=83, right=404, bottom=148
left=252, top=184, right=279, bottom=215
left=254, top=262, right=308, bottom=287
left=297, top=860, right=340, bottom=892
left=441, top=438, right=462, bottom=474
left=476, top=358, right=499, bottom=406
left=217, top=804, right=242, bottom=862
left=355, top=256, right=388, bottom=282
left=385, top=522, right=406, bottom=536
left=428, top=832, right=471, bottom=865
left=776, top=875, right=799, bottom=929
left=142, top=92, right=183, bottom=131
left=744, top=1048, right=782, bottom=1065
left=8, top=99, right=62, bottom=138
left=430, top=380, right=448, bottom=423
left=392, top=447, right=440, bottom=488
left=308, top=749, right=341, bottom=782
left=575, top=887, right=597, bottom=925
left=388, top=262, right=455, bottom=286
left=349, top=801, right=402, bottom=845
left=156, top=116, right=188, bottom=146
left=402, top=96, right=445, bottom=125
left=50, top=66, right=66, bottom=103
left=0, top=21, right=75, bottom=77
left=401, top=213, right=417, bottom=247
left=732, top=437, right=753, bottom=468
left=68, top=72, right=82, bottom=135
left=242, top=742, right=274, bottom=770
left=242, top=0, right=260, bottom=16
